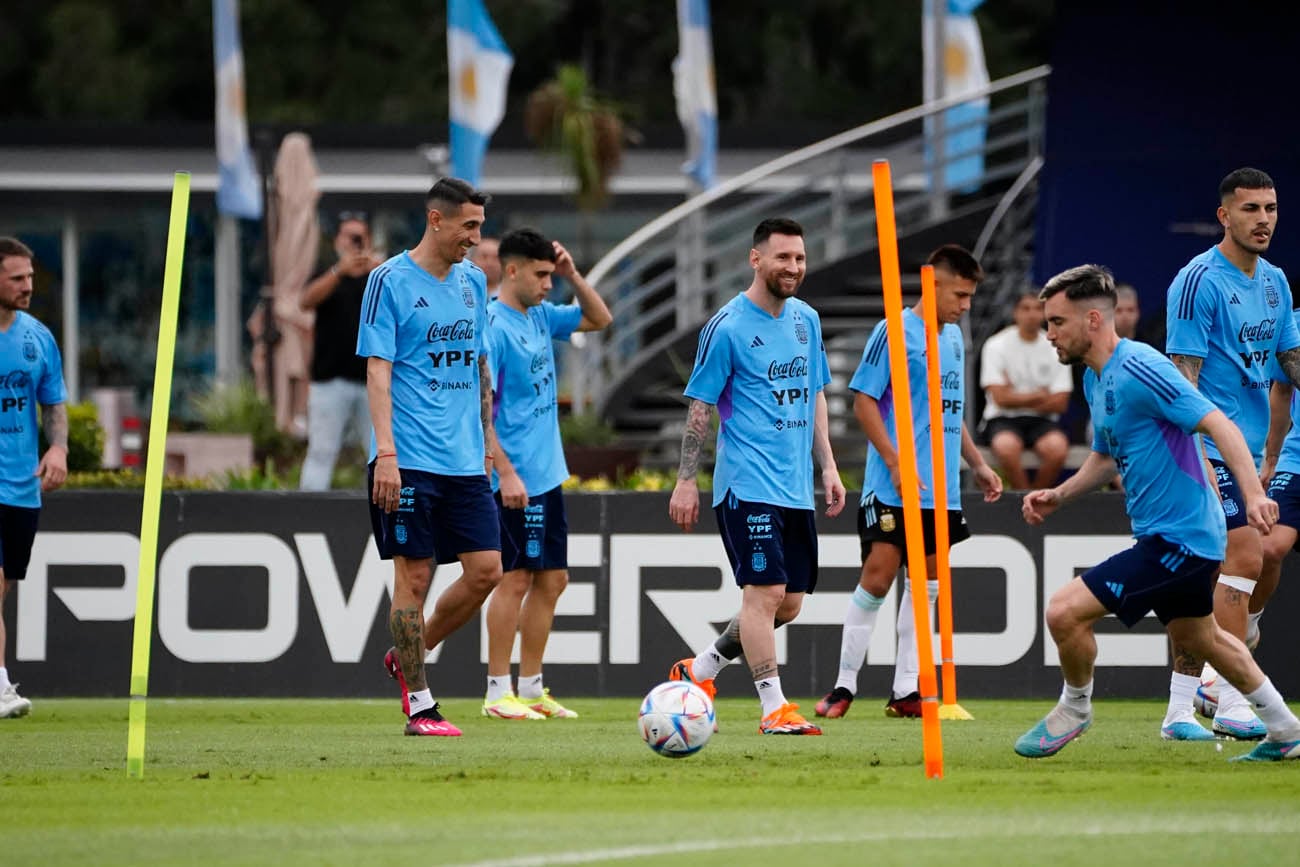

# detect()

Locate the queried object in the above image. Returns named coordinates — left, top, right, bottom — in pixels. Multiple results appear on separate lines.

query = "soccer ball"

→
left=1194, top=674, right=1220, bottom=719
left=638, top=681, right=715, bottom=758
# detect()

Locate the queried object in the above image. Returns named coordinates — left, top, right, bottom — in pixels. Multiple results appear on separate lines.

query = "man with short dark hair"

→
left=666, top=217, right=846, bottom=736
left=0, top=237, right=68, bottom=719
left=1019, top=263, right=1300, bottom=762
left=478, top=227, right=611, bottom=721
left=298, top=212, right=382, bottom=490
left=362, top=177, right=504, bottom=737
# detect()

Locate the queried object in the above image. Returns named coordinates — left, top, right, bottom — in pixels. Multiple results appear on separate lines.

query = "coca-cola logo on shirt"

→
left=1, top=369, right=32, bottom=389
left=767, top=356, right=808, bottom=381
left=1238, top=319, right=1276, bottom=344
left=427, top=319, right=475, bottom=343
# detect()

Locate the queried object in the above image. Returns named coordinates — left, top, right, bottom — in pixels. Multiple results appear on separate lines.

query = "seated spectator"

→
left=979, top=292, right=1073, bottom=489
left=1114, top=283, right=1141, bottom=340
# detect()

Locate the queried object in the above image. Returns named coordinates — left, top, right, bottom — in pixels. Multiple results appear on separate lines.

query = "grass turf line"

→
left=2, top=697, right=1297, bottom=866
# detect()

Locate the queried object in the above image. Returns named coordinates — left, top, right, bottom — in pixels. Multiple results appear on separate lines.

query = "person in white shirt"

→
left=979, top=292, right=1073, bottom=489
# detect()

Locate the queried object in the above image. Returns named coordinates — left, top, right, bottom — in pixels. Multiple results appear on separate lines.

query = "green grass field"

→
left=3, top=697, right=1298, bottom=866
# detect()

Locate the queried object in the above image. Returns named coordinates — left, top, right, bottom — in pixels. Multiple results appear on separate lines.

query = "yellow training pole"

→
left=921, top=266, right=973, bottom=722
left=872, top=160, right=943, bottom=778
left=126, top=172, right=190, bottom=779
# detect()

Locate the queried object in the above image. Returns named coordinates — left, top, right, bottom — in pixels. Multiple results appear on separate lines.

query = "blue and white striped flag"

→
left=213, top=0, right=262, bottom=219
left=673, top=0, right=718, bottom=190
left=925, top=0, right=990, bottom=192
left=447, top=0, right=513, bottom=186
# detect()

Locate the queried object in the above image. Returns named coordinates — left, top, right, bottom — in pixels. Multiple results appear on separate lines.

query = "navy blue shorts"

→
left=0, top=504, right=40, bottom=581
left=368, top=466, right=500, bottom=564
left=497, top=485, right=568, bottom=572
left=1209, top=459, right=1249, bottom=531
left=714, top=491, right=818, bottom=593
left=857, top=493, right=971, bottom=561
left=1081, top=535, right=1219, bottom=626
left=1267, top=470, right=1300, bottom=548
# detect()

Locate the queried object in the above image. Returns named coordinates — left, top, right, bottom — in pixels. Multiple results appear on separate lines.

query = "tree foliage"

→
left=2, top=0, right=1052, bottom=135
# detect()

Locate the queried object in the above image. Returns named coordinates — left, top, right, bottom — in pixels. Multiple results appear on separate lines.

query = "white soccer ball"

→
left=638, top=681, right=715, bottom=758
left=1194, top=675, right=1220, bottom=719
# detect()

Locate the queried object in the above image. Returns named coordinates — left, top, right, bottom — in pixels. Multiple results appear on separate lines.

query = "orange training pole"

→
left=872, top=159, right=943, bottom=778
left=921, top=266, right=973, bottom=722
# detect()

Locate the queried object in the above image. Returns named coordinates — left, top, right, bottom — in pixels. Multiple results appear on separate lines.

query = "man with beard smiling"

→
left=666, top=217, right=846, bottom=736
left=1017, top=263, right=1300, bottom=762
left=1162, top=167, right=1300, bottom=742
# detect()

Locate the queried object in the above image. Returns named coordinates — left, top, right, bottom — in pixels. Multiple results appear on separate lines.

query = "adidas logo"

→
left=1106, top=581, right=1124, bottom=598
left=415, top=297, right=430, bottom=308
left=757, top=680, right=774, bottom=690
left=1229, top=294, right=1241, bottom=305
left=751, top=336, right=765, bottom=348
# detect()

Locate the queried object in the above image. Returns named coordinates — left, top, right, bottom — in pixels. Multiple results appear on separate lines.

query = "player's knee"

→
left=465, top=562, right=504, bottom=595
left=775, top=595, right=802, bottom=624
left=1044, top=595, right=1083, bottom=641
left=534, top=570, right=569, bottom=601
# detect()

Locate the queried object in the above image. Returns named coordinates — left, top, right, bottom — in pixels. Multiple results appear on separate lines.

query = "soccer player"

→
left=361, top=177, right=504, bottom=737
left=0, top=237, right=68, bottom=720
left=1163, top=166, right=1300, bottom=741
left=479, top=228, right=611, bottom=720
left=666, top=217, right=846, bottom=736
left=1017, top=264, right=1300, bottom=762
left=815, top=245, right=1002, bottom=720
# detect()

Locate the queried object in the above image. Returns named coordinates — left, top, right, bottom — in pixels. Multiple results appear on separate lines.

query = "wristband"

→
left=375, top=451, right=397, bottom=460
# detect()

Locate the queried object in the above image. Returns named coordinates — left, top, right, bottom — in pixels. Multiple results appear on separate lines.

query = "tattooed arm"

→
left=478, top=354, right=525, bottom=509
left=38, top=402, right=68, bottom=492
left=1263, top=379, right=1292, bottom=485
left=1168, top=354, right=1204, bottom=388
left=668, top=399, right=715, bottom=532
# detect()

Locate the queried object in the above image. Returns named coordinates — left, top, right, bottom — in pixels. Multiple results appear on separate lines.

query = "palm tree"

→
left=524, top=64, right=629, bottom=213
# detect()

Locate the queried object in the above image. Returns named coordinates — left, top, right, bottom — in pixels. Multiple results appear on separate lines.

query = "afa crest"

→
left=1266, top=283, right=1280, bottom=308
left=22, top=340, right=36, bottom=362
left=880, top=512, right=896, bottom=533
left=526, top=539, right=542, bottom=559
left=394, top=523, right=409, bottom=544
left=460, top=274, right=475, bottom=308
left=751, top=551, right=767, bottom=573
left=1104, top=389, right=1116, bottom=415
left=794, top=320, right=809, bottom=345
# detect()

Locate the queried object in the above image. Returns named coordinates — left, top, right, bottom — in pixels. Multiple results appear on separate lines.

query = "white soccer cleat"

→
left=0, top=684, right=32, bottom=718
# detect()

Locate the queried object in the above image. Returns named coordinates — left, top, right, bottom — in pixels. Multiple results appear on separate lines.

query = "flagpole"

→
left=924, top=0, right=949, bottom=220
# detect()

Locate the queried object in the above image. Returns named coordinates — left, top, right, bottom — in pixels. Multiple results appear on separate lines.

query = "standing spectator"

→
left=1114, top=283, right=1141, bottom=340
left=298, top=212, right=382, bottom=490
left=979, top=292, right=1073, bottom=489
left=0, top=237, right=68, bottom=719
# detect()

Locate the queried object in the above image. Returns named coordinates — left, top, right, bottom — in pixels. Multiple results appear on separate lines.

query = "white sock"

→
left=1246, top=610, right=1263, bottom=646
left=518, top=673, right=544, bottom=700
left=755, top=675, right=788, bottom=716
left=1060, top=680, right=1093, bottom=717
left=692, top=646, right=729, bottom=681
left=1165, top=672, right=1200, bottom=723
left=485, top=674, right=512, bottom=702
left=408, top=688, right=435, bottom=716
left=892, top=579, right=938, bottom=697
left=1216, top=680, right=1250, bottom=717
left=0, top=667, right=10, bottom=691
left=834, top=586, right=886, bottom=693
left=1244, top=678, right=1300, bottom=735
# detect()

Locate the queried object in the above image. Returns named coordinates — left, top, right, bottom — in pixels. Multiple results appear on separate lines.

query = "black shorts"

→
left=714, top=491, right=819, bottom=593
left=0, top=504, right=40, bottom=581
left=857, top=493, right=970, bottom=560
left=1267, top=470, right=1300, bottom=547
left=1209, top=459, right=1249, bottom=532
left=496, top=485, right=568, bottom=572
left=368, top=466, right=500, bottom=564
left=981, top=415, right=1064, bottom=449
left=1081, top=535, right=1219, bottom=626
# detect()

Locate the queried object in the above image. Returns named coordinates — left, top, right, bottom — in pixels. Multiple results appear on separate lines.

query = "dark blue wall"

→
left=1034, top=2, right=1300, bottom=331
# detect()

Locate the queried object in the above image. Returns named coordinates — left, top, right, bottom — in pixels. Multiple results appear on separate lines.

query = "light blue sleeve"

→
left=683, top=314, right=732, bottom=404
left=810, top=310, right=831, bottom=392
left=356, top=269, right=396, bottom=361
left=1267, top=307, right=1299, bottom=381
left=1275, top=272, right=1300, bottom=353
left=848, top=322, right=889, bottom=399
left=1165, top=267, right=1216, bottom=359
left=37, top=330, right=67, bottom=405
left=1127, top=352, right=1217, bottom=433
left=542, top=301, right=584, bottom=343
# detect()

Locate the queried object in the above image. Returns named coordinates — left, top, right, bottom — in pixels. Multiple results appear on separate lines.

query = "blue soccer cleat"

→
left=1161, top=719, right=1216, bottom=741
left=1015, top=710, right=1092, bottom=758
left=1229, top=737, right=1300, bottom=762
left=1213, top=712, right=1267, bottom=741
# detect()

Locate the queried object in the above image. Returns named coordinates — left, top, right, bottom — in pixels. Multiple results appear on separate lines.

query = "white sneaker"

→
left=0, top=684, right=32, bottom=718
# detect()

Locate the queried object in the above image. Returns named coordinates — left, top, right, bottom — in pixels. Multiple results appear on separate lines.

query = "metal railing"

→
left=570, top=65, right=1051, bottom=430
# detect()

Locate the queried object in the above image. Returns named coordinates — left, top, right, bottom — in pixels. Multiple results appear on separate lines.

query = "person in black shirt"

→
left=299, top=212, right=381, bottom=490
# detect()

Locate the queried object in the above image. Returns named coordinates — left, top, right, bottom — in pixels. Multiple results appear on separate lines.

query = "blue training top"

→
left=0, top=312, right=66, bottom=508
left=356, top=251, right=490, bottom=476
left=1086, top=339, right=1225, bottom=560
left=484, top=299, right=583, bottom=496
left=853, top=308, right=965, bottom=509
left=1166, top=246, right=1299, bottom=464
left=684, top=292, right=831, bottom=510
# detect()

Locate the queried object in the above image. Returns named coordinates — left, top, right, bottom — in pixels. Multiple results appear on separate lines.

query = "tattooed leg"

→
left=390, top=607, right=428, bottom=693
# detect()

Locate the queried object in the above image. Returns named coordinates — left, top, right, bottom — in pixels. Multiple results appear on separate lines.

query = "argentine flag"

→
left=213, top=0, right=262, bottom=219
left=448, top=0, right=513, bottom=186
left=673, top=0, right=718, bottom=190
left=926, top=0, right=990, bottom=192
